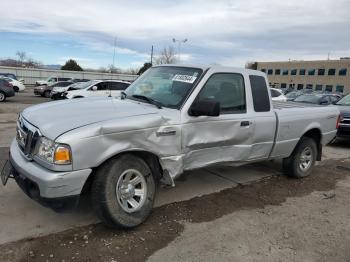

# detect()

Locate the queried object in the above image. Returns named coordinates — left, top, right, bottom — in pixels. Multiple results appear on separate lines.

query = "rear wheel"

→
left=0, top=91, right=6, bottom=102
left=283, top=137, right=317, bottom=178
left=91, top=154, right=156, bottom=228
left=13, top=86, right=19, bottom=92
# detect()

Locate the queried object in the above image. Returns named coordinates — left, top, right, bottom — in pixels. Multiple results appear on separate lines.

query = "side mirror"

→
left=92, top=86, right=98, bottom=91
left=189, top=99, right=220, bottom=117
left=320, top=100, right=329, bottom=105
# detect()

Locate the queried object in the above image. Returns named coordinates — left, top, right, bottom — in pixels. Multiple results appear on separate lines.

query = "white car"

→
left=65, top=80, right=131, bottom=99
left=270, top=88, right=287, bottom=102
left=1, top=77, right=26, bottom=92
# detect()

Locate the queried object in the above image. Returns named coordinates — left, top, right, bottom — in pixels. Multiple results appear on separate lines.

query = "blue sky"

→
left=0, top=0, right=349, bottom=70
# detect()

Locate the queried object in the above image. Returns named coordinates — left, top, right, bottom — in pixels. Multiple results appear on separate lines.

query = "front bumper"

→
left=34, top=88, right=45, bottom=95
left=8, top=140, right=92, bottom=209
left=50, top=91, right=65, bottom=99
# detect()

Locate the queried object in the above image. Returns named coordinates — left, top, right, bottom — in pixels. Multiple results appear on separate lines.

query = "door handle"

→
left=240, top=121, right=250, bottom=127
left=156, top=130, right=176, bottom=137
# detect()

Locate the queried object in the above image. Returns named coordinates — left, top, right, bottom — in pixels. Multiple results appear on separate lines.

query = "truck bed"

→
left=270, top=101, right=339, bottom=159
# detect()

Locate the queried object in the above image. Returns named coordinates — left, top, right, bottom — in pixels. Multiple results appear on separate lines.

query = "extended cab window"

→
left=249, top=75, right=271, bottom=112
left=197, top=73, right=246, bottom=114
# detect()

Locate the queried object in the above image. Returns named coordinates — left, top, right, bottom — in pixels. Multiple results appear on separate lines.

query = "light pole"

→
left=172, top=38, right=188, bottom=62
left=112, top=37, right=117, bottom=72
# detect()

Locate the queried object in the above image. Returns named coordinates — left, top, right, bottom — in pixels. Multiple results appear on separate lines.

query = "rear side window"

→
left=249, top=75, right=271, bottom=112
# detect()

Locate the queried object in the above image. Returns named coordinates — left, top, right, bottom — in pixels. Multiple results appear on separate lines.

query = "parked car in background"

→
left=0, top=78, right=15, bottom=102
left=51, top=80, right=91, bottom=100
left=0, top=73, right=24, bottom=84
left=285, top=90, right=303, bottom=101
left=64, top=80, right=131, bottom=99
left=35, top=77, right=73, bottom=86
left=34, top=81, right=73, bottom=98
left=293, top=93, right=341, bottom=105
left=51, top=82, right=82, bottom=100
left=335, top=94, right=350, bottom=139
left=270, top=88, right=287, bottom=102
left=0, top=77, right=26, bottom=92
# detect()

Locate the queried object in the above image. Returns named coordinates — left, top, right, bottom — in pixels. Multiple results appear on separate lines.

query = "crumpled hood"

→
left=52, top=86, right=67, bottom=92
left=22, top=97, right=159, bottom=139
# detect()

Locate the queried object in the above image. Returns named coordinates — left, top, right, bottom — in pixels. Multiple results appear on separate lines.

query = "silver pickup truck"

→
left=1, top=65, right=340, bottom=228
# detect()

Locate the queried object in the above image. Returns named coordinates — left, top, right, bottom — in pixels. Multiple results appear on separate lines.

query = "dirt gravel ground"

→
left=0, top=158, right=349, bottom=262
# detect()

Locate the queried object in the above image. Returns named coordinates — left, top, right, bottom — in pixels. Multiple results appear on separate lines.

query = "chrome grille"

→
left=16, top=116, right=40, bottom=157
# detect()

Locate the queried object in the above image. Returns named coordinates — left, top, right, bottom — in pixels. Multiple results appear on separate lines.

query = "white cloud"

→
left=0, top=0, right=349, bottom=66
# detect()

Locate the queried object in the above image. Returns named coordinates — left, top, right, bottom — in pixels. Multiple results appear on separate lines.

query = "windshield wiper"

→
left=131, top=94, right=162, bottom=109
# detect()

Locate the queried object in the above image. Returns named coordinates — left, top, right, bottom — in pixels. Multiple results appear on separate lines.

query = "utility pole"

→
left=172, top=38, right=188, bottom=62
left=112, top=37, right=117, bottom=72
left=151, top=45, right=154, bottom=65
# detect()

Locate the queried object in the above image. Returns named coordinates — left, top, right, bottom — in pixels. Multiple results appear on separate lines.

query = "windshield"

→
left=124, top=66, right=203, bottom=109
left=74, top=80, right=99, bottom=89
left=1, top=77, right=13, bottom=82
left=336, top=94, right=350, bottom=105
left=294, top=95, right=321, bottom=104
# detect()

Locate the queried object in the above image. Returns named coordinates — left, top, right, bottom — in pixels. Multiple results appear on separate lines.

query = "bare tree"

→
left=155, top=46, right=177, bottom=65
left=26, top=58, right=42, bottom=68
left=16, top=51, right=27, bottom=66
left=107, top=64, right=121, bottom=74
left=123, top=67, right=139, bottom=75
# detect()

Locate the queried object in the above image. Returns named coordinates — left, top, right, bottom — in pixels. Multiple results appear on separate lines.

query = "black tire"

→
left=283, top=137, right=317, bottom=178
left=73, top=96, right=84, bottom=99
left=44, top=90, right=51, bottom=98
left=91, top=154, right=156, bottom=228
left=0, top=91, right=6, bottom=102
left=13, top=86, right=19, bottom=92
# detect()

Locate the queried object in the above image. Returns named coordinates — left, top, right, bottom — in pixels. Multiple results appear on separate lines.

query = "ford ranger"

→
left=1, top=65, right=340, bottom=228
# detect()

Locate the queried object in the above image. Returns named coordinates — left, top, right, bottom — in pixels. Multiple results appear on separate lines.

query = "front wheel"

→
left=44, top=90, right=51, bottom=98
left=283, top=137, right=317, bottom=178
left=91, top=154, right=156, bottom=228
left=13, top=86, right=19, bottom=92
left=0, top=91, right=6, bottom=102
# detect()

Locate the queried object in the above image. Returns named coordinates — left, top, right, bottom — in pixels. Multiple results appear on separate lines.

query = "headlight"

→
left=35, top=137, right=72, bottom=165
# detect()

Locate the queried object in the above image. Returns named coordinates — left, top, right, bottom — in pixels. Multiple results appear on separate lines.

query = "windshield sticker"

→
left=172, top=74, right=197, bottom=84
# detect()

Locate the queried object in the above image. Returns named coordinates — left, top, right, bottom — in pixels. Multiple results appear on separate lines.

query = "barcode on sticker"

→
left=172, top=74, right=197, bottom=84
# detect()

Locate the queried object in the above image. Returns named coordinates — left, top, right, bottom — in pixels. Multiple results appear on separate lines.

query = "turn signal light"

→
left=54, top=146, right=71, bottom=164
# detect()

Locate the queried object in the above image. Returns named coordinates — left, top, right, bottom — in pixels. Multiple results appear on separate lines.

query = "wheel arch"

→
left=300, top=128, right=322, bottom=161
left=81, top=150, right=164, bottom=195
